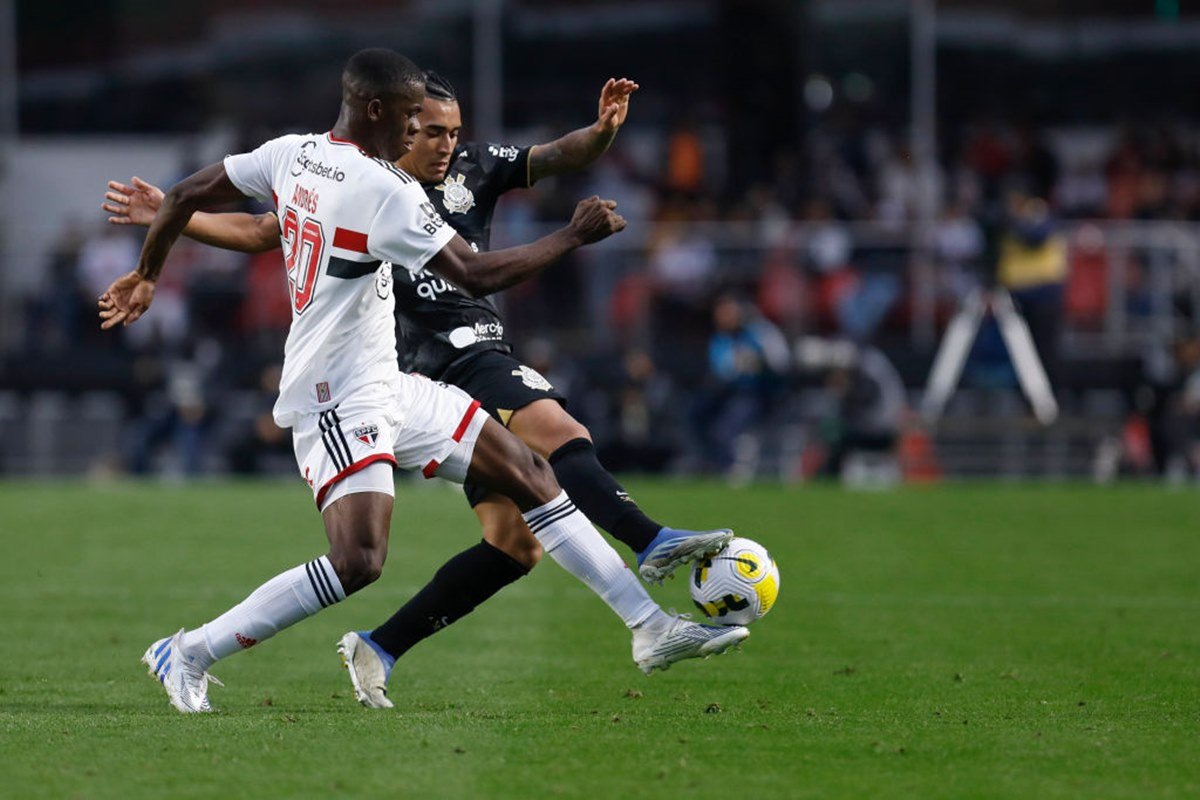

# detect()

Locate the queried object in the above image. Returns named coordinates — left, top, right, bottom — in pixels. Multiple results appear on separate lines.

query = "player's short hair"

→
left=423, top=70, right=458, bottom=103
left=342, top=48, right=424, bottom=100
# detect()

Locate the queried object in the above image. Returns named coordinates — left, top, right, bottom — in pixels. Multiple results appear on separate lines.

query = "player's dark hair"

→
left=342, top=48, right=423, bottom=99
left=423, top=70, right=457, bottom=103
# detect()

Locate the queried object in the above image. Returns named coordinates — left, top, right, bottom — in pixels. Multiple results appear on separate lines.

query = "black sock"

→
left=370, top=540, right=529, bottom=659
left=548, top=438, right=662, bottom=553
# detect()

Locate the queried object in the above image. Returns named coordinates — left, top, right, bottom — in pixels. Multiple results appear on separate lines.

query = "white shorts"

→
left=292, top=374, right=487, bottom=510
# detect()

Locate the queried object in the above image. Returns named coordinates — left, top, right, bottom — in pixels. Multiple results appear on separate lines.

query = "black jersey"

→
left=394, top=140, right=534, bottom=378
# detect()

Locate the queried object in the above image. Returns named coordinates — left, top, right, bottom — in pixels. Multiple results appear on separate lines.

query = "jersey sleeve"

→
left=476, top=142, right=534, bottom=192
left=223, top=135, right=299, bottom=203
left=367, top=182, right=457, bottom=276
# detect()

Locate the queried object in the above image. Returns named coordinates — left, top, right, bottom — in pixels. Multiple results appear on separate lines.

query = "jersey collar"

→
left=327, top=131, right=365, bottom=151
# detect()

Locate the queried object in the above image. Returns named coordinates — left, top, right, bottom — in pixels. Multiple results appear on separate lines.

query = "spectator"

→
left=694, top=294, right=790, bottom=473
left=997, top=192, right=1067, bottom=383
left=803, top=199, right=900, bottom=341
left=935, top=202, right=986, bottom=300
left=27, top=218, right=88, bottom=351
left=595, top=348, right=680, bottom=473
left=820, top=345, right=906, bottom=479
left=127, top=351, right=213, bottom=476
left=648, top=202, right=719, bottom=338
left=1105, top=132, right=1142, bottom=219
left=225, top=363, right=290, bottom=475
left=664, top=119, right=704, bottom=195
left=1064, top=223, right=1109, bottom=328
left=77, top=223, right=139, bottom=304
left=1172, top=337, right=1200, bottom=477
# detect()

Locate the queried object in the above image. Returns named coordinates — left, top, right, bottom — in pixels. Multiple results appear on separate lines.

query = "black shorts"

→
left=439, top=350, right=567, bottom=507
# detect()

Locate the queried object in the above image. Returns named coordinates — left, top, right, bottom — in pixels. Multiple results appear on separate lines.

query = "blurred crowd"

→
left=8, top=116, right=1200, bottom=481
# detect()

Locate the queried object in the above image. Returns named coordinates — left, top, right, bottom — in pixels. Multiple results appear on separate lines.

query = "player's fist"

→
left=98, top=270, right=156, bottom=329
left=569, top=196, right=626, bottom=244
left=102, top=176, right=165, bottom=227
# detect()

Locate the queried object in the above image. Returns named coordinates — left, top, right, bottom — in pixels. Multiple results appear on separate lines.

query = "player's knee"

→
left=520, top=538, right=544, bottom=569
left=478, top=430, right=562, bottom=509
left=329, top=543, right=387, bottom=595
left=490, top=443, right=559, bottom=507
left=561, top=419, right=591, bottom=444
left=485, top=526, right=543, bottom=570
left=516, top=451, right=560, bottom=506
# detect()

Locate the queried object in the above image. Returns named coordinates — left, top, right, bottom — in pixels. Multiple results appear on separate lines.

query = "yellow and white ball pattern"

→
left=689, top=537, right=780, bottom=626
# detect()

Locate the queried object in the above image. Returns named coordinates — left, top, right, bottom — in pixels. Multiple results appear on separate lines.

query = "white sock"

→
left=523, top=491, right=663, bottom=630
left=181, top=555, right=345, bottom=668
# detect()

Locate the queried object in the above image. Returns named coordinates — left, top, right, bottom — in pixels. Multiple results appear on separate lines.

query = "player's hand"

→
left=98, top=270, right=156, bottom=329
left=596, top=78, right=638, bottom=134
left=102, top=177, right=164, bottom=227
left=569, top=196, right=626, bottom=244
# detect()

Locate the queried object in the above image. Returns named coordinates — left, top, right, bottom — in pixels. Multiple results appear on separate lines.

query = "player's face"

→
left=402, top=99, right=462, bottom=182
left=378, top=84, right=426, bottom=162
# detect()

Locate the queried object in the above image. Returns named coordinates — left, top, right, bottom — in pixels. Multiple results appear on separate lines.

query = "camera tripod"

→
left=919, top=286, right=1059, bottom=426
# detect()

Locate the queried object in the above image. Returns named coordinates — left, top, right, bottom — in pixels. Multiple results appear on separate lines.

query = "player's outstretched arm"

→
left=528, top=77, right=638, bottom=183
left=103, top=177, right=281, bottom=254
left=426, top=196, right=625, bottom=298
left=99, top=162, right=246, bottom=329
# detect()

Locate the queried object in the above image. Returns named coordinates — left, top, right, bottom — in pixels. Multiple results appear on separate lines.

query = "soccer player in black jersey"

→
left=102, top=72, right=737, bottom=700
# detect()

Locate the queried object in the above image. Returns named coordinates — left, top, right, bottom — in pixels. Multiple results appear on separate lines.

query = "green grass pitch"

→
left=1, top=480, right=1197, bottom=798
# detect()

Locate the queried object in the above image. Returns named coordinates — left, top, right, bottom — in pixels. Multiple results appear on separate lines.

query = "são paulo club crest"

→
left=352, top=424, right=380, bottom=446
left=435, top=173, right=475, bottom=215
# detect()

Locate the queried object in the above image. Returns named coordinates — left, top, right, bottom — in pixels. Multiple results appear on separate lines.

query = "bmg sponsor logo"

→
left=487, top=144, right=520, bottom=162
left=419, top=201, right=448, bottom=235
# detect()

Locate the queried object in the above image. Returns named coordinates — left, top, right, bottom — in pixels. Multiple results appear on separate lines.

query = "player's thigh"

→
left=464, top=416, right=557, bottom=511
left=391, top=374, right=556, bottom=509
left=473, top=492, right=543, bottom=569
left=321, top=484, right=394, bottom=555
left=444, top=352, right=572, bottom=457
left=507, top=398, right=591, bottom=458
left=389, top=374, right=488, bottom=483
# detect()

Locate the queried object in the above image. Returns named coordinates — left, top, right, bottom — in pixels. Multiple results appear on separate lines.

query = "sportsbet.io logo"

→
left=291, top=141, right=346, bottom=181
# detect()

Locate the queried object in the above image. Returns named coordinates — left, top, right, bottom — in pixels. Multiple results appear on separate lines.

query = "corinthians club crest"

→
left=512, top=365, right=553, bottom=392
left=435, top=173, right=475, bottom=215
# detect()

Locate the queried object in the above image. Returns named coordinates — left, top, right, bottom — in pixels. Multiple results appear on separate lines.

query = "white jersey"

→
left=224, top=132, right=456, bottom=426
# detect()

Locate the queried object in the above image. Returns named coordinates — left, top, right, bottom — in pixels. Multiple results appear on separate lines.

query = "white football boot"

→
left=337, top=631, right=395, bottom=709
left=636, top=528, right=735, bottom=584
left=141, top=629, right=223, bottom=713
left=632, top=615, right=749, bottom=675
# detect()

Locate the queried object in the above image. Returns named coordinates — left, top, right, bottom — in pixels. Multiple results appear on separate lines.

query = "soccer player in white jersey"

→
left=98, top=49, right=747, bottom=713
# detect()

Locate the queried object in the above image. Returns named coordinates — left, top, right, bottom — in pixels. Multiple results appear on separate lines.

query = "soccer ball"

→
left=689, top=537, right=780, bottom=626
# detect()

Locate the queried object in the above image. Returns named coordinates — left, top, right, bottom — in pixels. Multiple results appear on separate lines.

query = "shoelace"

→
left=183, top=663, right=224, bottom=692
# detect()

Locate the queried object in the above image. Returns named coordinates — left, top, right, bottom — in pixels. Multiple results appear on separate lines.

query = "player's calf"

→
left=477, top=495, right=545, bottom=569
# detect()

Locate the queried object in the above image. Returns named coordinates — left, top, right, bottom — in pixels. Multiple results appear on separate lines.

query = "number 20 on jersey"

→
left=281, top=206, right=326, bottom=314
